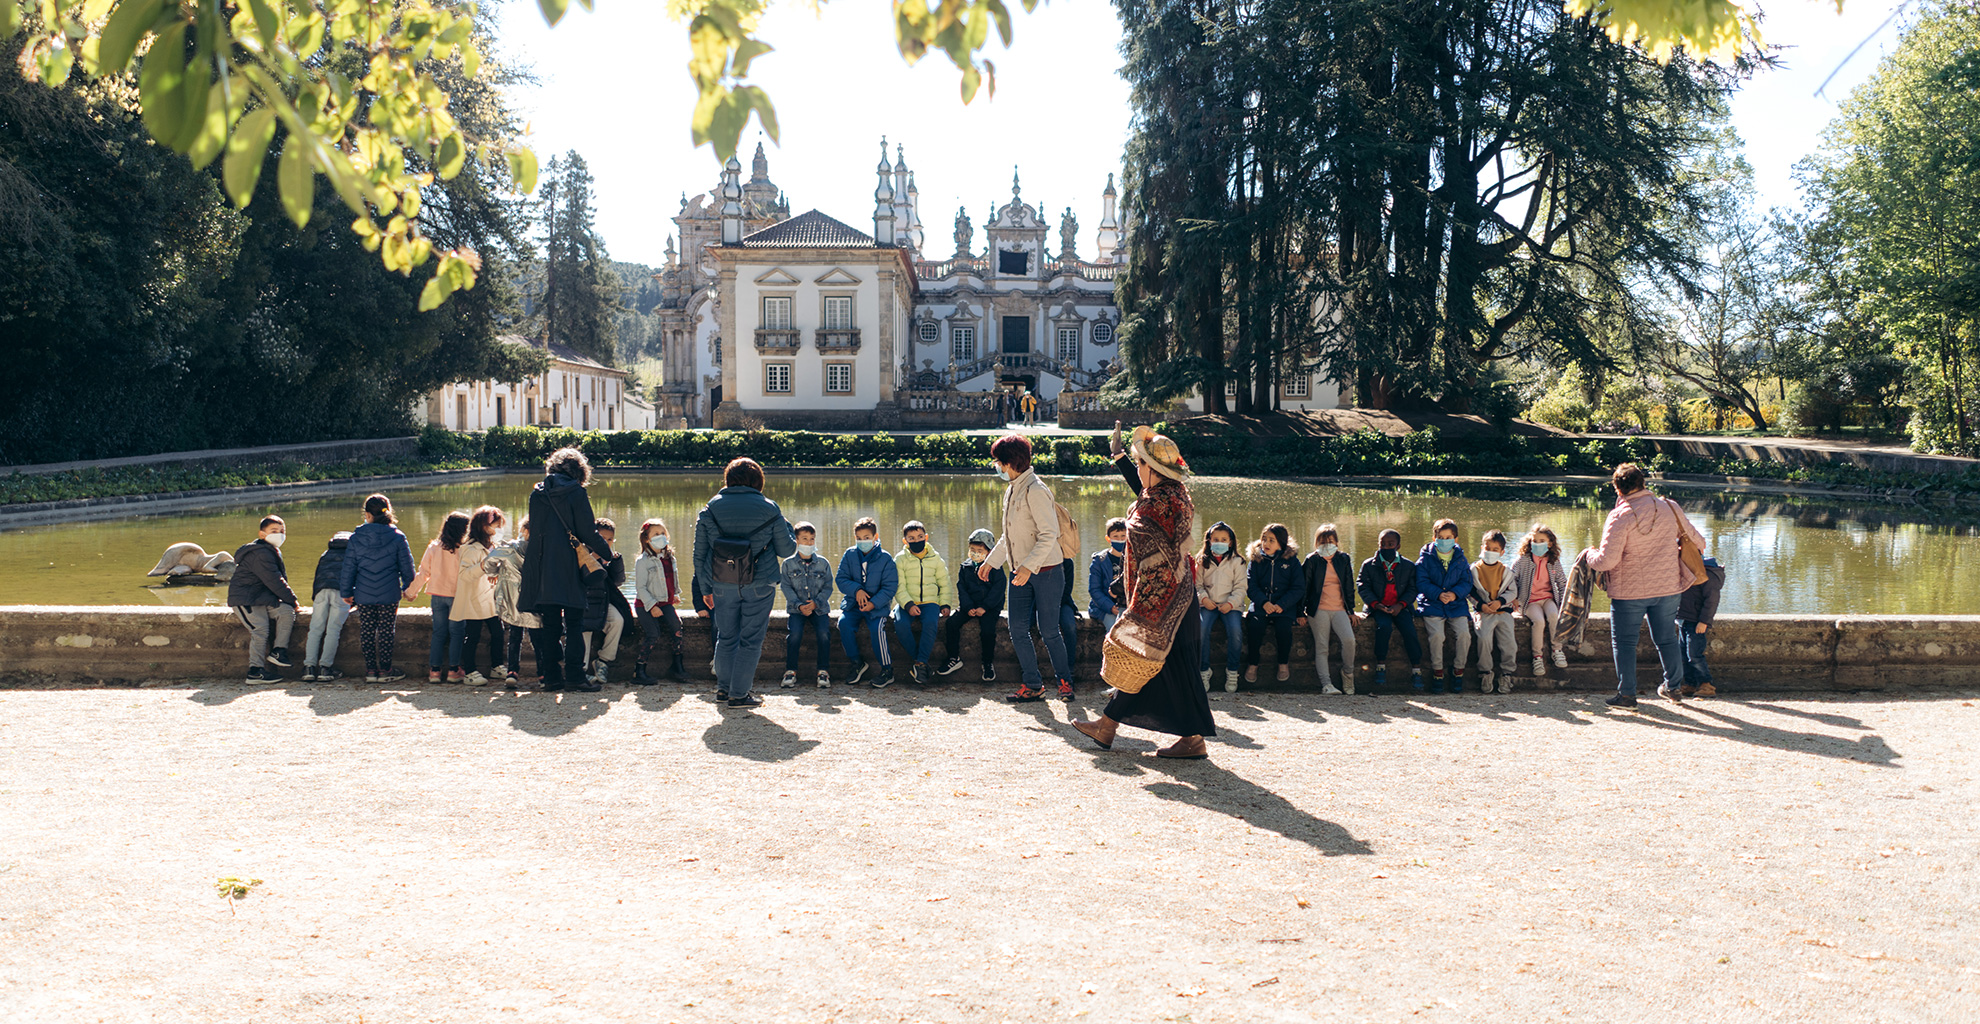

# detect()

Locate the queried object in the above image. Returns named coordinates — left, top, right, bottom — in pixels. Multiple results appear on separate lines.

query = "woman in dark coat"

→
left=518, top=447, right=611, bottom=692
left=1070, top=425, right=1216, bottom=759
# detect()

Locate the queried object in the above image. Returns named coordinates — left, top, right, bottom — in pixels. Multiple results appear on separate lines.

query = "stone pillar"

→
left=716, top=261, right=738, bottom=425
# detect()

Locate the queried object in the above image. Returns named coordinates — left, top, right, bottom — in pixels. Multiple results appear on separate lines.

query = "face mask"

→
left=970, top=549, right=988, bottom=562
left=908, top=540, right=927, bottom=554
left=1531, top=541, right=1550, bottom=557
left=857, top=539, right=876, bottom=553
left=993, top=464, right=1014, bottom=481
left=265, top=532, right=286, bottom=548
left=1481, top=550, right=1502, bottom=565
left=1380, top=548, right=1398, bottom=561
left=797, top=544, right=816, bottom=558
left=653, top=534, right=669, bottom=551
left=1318, top=543, right=1338, bottom=559
left=1209, top=542, right=1230, bottom=556
left=1435, top=538, right=1455, bottom=554
left=1111, top=540, right=1126, bottom=552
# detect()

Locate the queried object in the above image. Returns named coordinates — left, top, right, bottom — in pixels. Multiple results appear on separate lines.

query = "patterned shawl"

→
left=1100, top=479, right=1197, bottom=694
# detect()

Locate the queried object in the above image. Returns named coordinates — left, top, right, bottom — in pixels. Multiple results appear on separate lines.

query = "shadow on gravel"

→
left=392, top=686, right=617, bottom=737
left=1090, top=754, right=1374, bottom=857
left=702, top=711, right=821, bottom=761
left=1615, top=702, right=1901, bottom=766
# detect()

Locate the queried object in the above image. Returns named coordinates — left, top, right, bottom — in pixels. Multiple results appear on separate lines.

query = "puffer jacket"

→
left=310, top=532, right=352, bottom=595
left=228, top=538, right=298, bottom=608
left=1414, top=542, right=1475, bottom=619
left=1088, top=548, right=1125, bottom=618
left=1677, top=557, right=1725, bottom=624
left=1587, top=489, right=1707, bottom=600
left=518, top=471, right=609, bottom=612
left=340, top=521, right=416, bottom=606
left=955, top=558, right=1005, bottom=615
left=780, top=552, right=835, bottom=611
left=582, top=550, right=625, bottom=632
left=1245, top=543, right=1306, bottom=616
left=1300, top=550, right=1357, bottom=616
left=894, top=546, right=951, bottom=608
left=1511, top=553, right=1567, bottom=609
left=1357, top=553, right=1418, bottom=613
left=1467, top=557, right=1520, bottom=625
left=986, top=469, right=1062, bottom=575
left=450, top=540, right=500, bottom=621
left=692, top=485, right=798, bottom=591
left=636, top=549, right=681, bottom=610
left=482, top=541, right=542, bottom=629
left=1197, top=551, right=1247, bottom=609
left=836, top=543, right=898, bottom=612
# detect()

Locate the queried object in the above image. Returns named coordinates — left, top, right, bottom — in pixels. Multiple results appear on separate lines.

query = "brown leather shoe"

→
left=1070, top=719, right=1115, bottom=750
left=1156, top=736, right=1208, bottom=759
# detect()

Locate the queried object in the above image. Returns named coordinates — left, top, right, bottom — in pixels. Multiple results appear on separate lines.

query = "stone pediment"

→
left=753, top=267, right=803, bottom=285
left=814, top=267, right=863, bottom=286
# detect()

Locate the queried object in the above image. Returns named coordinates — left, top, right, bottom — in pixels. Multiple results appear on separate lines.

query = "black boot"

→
left=667, top=650, right=688, bottom=682
left=630, top=662, right=657, bottom=686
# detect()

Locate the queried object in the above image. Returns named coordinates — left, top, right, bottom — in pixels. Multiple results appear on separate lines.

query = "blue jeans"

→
left=1199, top=608, right=1243, bottom=671
left=428, top=595, right=463, bottom=669
left=1610, top=593, right=1684, bottom=697
left=1679, top=620, right=1712, bottom=685
left=306, top=588, right=349, bottom=667
left=1370, top=609, right=1423, bottom=665
left=713, top=582, right=778, bottom=698
left=839, top=606, right=892, bottom=668
left=785, top=609, right=832, bottom=671
left=894, top=604, right=942, bottom=665
left=1008, top=565, right=1073, bottom=688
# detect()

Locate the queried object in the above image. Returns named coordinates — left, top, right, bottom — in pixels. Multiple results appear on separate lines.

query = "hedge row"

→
left=0, top=457, right=479, bottom=507
left=426, top=426, right=1114, bottom=475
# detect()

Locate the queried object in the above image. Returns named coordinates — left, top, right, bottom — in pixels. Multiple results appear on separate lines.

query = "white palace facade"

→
left=649, top=140, right=1340, bottom=430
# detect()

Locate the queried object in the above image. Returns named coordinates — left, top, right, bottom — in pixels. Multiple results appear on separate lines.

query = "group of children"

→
left=228, top=497, right=1724, bottom=698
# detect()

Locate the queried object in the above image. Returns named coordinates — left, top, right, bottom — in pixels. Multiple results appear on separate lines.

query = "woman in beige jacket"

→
left=450, top=505, right=507, bottom=685
left=980, top=434, right=1076, bottom=702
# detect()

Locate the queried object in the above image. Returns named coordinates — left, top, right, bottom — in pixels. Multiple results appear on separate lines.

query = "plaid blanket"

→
left=1558, top=549, right=1598, bottom=649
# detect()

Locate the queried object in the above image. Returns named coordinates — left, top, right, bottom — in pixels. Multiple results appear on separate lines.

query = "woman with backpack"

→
left=517, top=447, right=613, bottom=693
left=691, top=457, right=798, bottom=708
left=981, top=433, right=1076, bottom=703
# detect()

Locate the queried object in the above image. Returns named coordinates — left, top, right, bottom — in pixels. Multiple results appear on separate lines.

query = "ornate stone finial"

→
left=1104, top=172, right=1117, bottom=196
left=878, top=136, right=892, bottom=173
left=750, top=140, right=769, bottom=182
left=953, top=206, right=973, bottom=259
left=1011, top=166, right=1021, bottom=200
left=896, top=142, right=905, bottom=168
left=679, top=190, right=688, bottom=210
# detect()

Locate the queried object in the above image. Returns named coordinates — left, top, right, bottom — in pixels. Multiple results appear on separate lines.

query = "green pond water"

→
left=5, top=473, right=1978, bottom=615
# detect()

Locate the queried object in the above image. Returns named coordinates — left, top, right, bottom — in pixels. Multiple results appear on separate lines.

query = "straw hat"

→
left=1129, top=426, right=1191, bottom=482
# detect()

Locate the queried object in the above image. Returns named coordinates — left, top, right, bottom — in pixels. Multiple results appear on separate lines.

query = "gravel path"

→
left=1, top=684, right=1974, bottom=1023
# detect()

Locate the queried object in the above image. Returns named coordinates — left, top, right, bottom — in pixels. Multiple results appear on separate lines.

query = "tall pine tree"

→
left=533, top=152, right=626, bottom=365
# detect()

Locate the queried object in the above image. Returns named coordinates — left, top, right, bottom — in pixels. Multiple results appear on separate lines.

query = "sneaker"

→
left=1200, top=668, right=1213, bottom=692
left=937, top=657, right=964, bottom=676
left=1694, top=682, right=1718, bottom=698
left=871, top=666, right=896, bottom=689
left=505, top=670, right=520, bottom=686
left=1553, top=650, right=1569, bottom=668
left=1321, top=682, right=1342, bottom=696
left=266, top=647, right=292, bottom=668
left=464, top=671, right=489, bottom=686
left=1679, top=683, right=1699, bottom=698
left=1005, top=686, right=1046, bottom=703
left=377, top=670, right=406, bottom=683
left=1224, top=673, right=1238, bottom=693
left=1057, top=678, right=1075, bottom=701
left=1411, top=668, right=1425, bottom=691
left=727, top=694, right=764, bottom=709
left=1497, top=677, right=1511, bottom=694
left=490, top=664, right=507, bottom=680
left=301, top=665, right=319, bottom=682
left=844, top=661, right=871, bottom=686
left=980, top=665, right=997, bottom=682
left=1429, top=670, right=1445, bottom=695
left=1276, top=664, right=1290, bottom=683
left=568, top=679, right=602, bottom=693
left=1605, top=694, right=1638, bottom=709
left=781, top=670, right=798, bottom=689
left=1657, top=682, right=1684, bottom=702
left=1244, top=665, right=1258, bottom=684
left=816, top=670, right=831, bottom=689
left=428, top=670, right=444, bottom=684
left=364, top=674, right=381, bottom=684
left=447, top=669, right=467, bottom=684
left=913, top=662, right=932, bottom=686
left=1532, top=657, right=1547, bottom=678
left=317, top=667, right=342, bottom=682
left=1373, top=668, right=1387, bottom=690
left=1342, top=672, right=1356, bottom=696
left=245, top=666, right=268, bottom=683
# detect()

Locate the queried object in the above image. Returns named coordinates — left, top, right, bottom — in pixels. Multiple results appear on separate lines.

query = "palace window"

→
left=763, top=296, right=792, bottom=329
left=1284, top=373, right=1310, bottom=399
left=1091, top=322, right=1114, bottom=344
left=1224, top=380, right=1237, bottom=397
left=764, top=363, right=792, bottom=394
left=997, top=250, right=1029, bottom=275
left=1056, top=326, right=1080, bottom=365
left=823, top=296, right=853, bottom=330
left=825, top=363, right=853, bottom=394
left=919, top=321, right=938, bottom=344
left=951, top=326, right=976, bottom=363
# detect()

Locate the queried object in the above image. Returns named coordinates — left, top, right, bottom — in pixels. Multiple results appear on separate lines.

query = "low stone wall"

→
left=4, top=607, right=1977, bottom=692
left=1597, top=435, right=1978, bottom=476
left=1, top=436, right=420, bottom=477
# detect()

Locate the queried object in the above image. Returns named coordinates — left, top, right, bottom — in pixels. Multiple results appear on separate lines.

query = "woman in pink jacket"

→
left=1585, top=463, right=1708, bottom=708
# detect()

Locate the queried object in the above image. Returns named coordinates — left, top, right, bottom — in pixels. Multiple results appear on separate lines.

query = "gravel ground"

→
left=1, top=683, right=1974, bottom=1024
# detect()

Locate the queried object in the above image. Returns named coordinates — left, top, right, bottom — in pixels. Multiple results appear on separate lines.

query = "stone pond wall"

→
left=3, top=607, right=1977, bottom=692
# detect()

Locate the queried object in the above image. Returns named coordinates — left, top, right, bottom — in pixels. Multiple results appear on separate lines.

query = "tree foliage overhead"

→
left=1109, top=0, right=1753, bottom=414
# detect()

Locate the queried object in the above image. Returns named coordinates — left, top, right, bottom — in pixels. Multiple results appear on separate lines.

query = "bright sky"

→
left=502, top=0, right=1914, bottom=268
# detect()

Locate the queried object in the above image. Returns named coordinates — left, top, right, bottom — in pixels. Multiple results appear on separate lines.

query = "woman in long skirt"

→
left=1071, top=426, right=1217, bottom=759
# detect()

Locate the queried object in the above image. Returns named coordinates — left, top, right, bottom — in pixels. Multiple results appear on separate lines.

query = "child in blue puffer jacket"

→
left=1243, top=523, right=1306, bottom=686
left=1415, top=518, right=1474, bottom=694
left=339, top=493, right=417, bottom=683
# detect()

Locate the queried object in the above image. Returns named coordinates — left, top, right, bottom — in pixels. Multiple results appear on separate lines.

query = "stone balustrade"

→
left=4, top=607, right=1977, bottom=693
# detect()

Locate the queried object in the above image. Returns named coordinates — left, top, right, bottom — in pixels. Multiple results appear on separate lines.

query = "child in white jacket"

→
left=1469, top=529, right=1521, bottom=694
left=1195, top=521, right=1247, bottom=692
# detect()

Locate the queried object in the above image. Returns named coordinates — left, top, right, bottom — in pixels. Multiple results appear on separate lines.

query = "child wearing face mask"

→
left=1356, top=528, right=1424, bottom=692
left=779, top=521, right=836, bottom=689
left=1196, top=522, right=1247, bottom=692
left=450, top=505, right=508, bottom=685
left=1512, top=524, right=1569, bottom=678
left=1414, top=518, right=1475, bottom=695
left=483, top=517, right=543, bottom=688
left=836, top=516, right=898, bottom=686
left=229, top=514, right=300, bottom=682
left=1299, top=524, right=1357, bottom=695
left=1244, top=523, right=1306, bottom=687
left=632, top=518, right=687, bottom=686
left=1469, top=529, right=1521, bottom=694
left=892, top=520, right=951, bottom=686
left=1088, top=518, right=1129, bottom=630
left=942, top=529, right=1005, bottom=681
